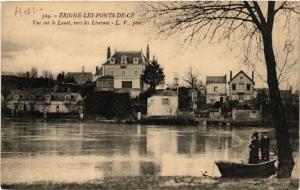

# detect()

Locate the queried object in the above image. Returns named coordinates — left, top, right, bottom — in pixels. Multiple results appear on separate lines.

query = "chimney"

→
left=252, top=71, right=254, bottom=81
left=96, top=66, right=99, bottom=73
left=82, top=66, right=85, bottom=73
left=230, top=71, right=232, bottom=80
left=146, top=44, right=150, bottom=60
left=107, top=47, right=111, bottom=59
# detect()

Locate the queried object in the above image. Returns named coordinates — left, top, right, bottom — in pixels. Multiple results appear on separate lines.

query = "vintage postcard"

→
left=1, top=1, right=299, bottom=189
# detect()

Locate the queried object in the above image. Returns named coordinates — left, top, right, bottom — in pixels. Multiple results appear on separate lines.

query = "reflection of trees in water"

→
left=95, top=160, right=161, bottom=177
left=140, top=161, right=161, bottom=175
left=196, top=135, right=206, bottom=153
left=177, top=128, right=204, bottom=154
left=177, top=133, right=194, bottom=154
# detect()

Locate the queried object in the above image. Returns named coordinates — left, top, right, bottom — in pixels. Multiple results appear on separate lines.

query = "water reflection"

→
left=1, top=121, right=298, bottom=183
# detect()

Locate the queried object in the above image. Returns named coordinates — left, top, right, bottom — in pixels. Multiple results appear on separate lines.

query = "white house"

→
left=206, top=75, right=227, bottom=104
left=147, top=90, right=178, bottom=117
left=94, top=45, right=150, bottom=97
left=228, top=70, right=255, bottom=102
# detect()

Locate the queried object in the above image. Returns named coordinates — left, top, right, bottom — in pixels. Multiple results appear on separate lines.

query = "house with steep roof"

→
left=228, top=70, right=255, bottom=102
left=147, top=90, right=178, bottom=117
left=206, top=75, right=227, bottom=104
left=94, top=45, right=150, bottom=97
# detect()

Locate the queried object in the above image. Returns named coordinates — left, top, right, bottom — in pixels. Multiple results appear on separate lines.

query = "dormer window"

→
left=133, top=57, right=139, bottom=64
left=45, top=95, right=51, bottom=103
left=121, top=55, right=127, bottom=64
left=30, top=95, right=36, bottom=101
left=14, top=95, right=20, bottom=101
left=110, top=58, right=115, bottom=64
left=65, top=95, right=71, bottom=101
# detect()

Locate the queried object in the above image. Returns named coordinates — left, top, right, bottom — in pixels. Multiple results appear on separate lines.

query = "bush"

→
left=85, top=91, right=132, bottom=119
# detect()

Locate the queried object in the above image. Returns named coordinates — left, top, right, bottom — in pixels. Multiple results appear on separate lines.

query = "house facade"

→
left=228, top=70, right=255, bottom=102
left=5, top=90, right=83, bottom=116
left=147, top=90, right=178, bottom=117
left=206, top=75, right=227, bottom=104
left=95, top=45, right=150, bottom=97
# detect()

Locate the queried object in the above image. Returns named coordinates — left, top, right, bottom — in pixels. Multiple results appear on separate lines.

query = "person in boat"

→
left=248, top=132, right=260, bottom=164
left=260, top=133, right=270, bottom=161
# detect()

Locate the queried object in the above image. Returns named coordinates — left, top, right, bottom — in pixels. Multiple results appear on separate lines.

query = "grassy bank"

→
left=1, top=176, right=299, bottom=190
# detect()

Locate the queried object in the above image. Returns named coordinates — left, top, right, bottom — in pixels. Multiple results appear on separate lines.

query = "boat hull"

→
left=215, top=159, right=277, bottom=178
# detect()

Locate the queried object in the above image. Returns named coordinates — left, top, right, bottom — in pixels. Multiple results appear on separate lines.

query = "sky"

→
left=2, top=2, right=299, bottom=90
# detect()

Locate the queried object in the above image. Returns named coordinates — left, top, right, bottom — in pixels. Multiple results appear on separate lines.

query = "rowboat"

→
left=215, top=159, right=277, bottom=178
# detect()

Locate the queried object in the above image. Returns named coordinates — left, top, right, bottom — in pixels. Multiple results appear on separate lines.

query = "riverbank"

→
left=1, top=176, right=299, bottom=190
left=3, top=117, right=299, bottom=129
left=1, top=117, right=202, bottom=126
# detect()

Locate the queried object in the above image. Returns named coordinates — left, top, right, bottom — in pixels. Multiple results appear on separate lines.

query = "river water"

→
left=1, top=121, right=299, bottom=184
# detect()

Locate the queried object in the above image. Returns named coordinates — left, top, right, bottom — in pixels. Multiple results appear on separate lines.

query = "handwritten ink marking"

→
left=15, top=6, right=43, bottom=17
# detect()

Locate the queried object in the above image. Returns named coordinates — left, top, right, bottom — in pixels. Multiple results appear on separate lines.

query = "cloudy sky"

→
left=2, top=2, right=299, bottom=89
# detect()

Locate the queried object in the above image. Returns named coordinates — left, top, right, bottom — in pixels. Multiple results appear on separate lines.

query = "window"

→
left=121, top=56, right=127, bottom=64
left=133, top=57, right=139, bottom=64
left=214, top=86, right=218, bottom=92
left=238, top=94, right=244, bottom=100
left=232, top=83, right=236, bottom=90
left=122, top=81, right=132, bottom=88
left=56, top=105, right=60, bottom=112
left=30, top=95, right=36, bottom=101
left=247, top=84, right=251, bottom=90
left=98, top=79, right=114, bottom=88
left=45, top=95, right=51, bottom=103
left=240, top=76, right=243, bottom=79
left=110, top=58, right=115, bottom=64
left=65, top=95, right=71, bottom=101
left=14, top=95, right=20, bottom=101
left=162, top=98, right=170, bottom=105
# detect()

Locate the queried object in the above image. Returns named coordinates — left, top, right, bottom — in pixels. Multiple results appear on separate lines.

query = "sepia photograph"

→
left=1, top=1, right=299, bottom=189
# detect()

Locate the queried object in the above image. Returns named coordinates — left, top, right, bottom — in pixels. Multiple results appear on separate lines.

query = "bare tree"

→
left=246, top=39, right=298, bottom=86
left=142, top=1, right=300, bottom=178
left=277, top=40, right=297, bottom=85
left=182, top=66, right=200, bottom=88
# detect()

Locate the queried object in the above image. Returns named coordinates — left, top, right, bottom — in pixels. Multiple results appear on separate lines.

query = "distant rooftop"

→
left=151, top=90, right=177, bottom=97
left=206, top=76, right=227, bottom=84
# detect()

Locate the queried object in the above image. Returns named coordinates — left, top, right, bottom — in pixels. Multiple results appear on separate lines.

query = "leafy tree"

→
left=141, top=59, right=165, bottom=90
left=143, top=1, right=299, bottom=178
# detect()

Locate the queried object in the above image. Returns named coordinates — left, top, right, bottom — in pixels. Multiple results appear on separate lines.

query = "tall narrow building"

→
left=95, top=45, right=150, bottom=97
